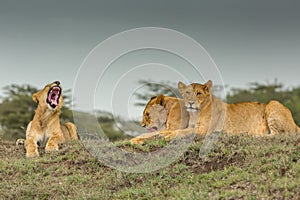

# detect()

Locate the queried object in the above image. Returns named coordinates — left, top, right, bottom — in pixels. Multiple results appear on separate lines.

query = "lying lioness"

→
left=17, top=81, right=78, bottom=157
left=130, top=94, right=189, bottom=144
left=162, top=80, right=300, bottom=140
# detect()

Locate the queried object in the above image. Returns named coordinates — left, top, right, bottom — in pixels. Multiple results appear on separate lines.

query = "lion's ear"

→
left=32, top=93, right=39, bottom=103
left=156, top=94, right=165, bottom=106
left=178, top=81, right=186, bottom=91
left=150, top=96, right=157, bottom=101
left=204, top=80, right=213, bottom=92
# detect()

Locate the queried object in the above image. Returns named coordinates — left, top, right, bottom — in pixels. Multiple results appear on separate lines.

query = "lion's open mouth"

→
left=47, top=86, right=61, bottom=108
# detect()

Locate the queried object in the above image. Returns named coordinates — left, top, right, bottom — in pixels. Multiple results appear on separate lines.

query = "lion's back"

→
left=225, top=102, right=268, bottom=135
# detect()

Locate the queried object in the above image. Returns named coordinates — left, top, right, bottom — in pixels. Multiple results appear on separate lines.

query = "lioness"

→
left=163, top=80, right=300, bottom=140
left=130, top=94, right=189, bottom=144
left=19, top=81, right=78, bottom=157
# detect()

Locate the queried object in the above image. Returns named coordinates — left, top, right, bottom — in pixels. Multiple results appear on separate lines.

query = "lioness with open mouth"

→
left=18, top=81, right=78, bottom=158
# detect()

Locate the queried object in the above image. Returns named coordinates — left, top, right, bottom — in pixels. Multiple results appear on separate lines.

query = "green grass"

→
left=1, top=133, right=300, bottom=199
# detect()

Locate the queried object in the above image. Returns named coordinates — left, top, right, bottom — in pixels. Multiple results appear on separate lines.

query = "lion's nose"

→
left=54, top=81, right=60, bottom=85
left=188, top=102, right=194, bottom=107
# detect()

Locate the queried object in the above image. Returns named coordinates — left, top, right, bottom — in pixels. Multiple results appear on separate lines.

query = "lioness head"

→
left=33, top=81, right=63, bottom=110
left=178, top=80, right=213, bottom=112
left=141, top=95, right=168, bottom=132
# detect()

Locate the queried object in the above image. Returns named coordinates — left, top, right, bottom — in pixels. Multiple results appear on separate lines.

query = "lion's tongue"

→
left=49, top=95, right=58, bottom=106
left=148, top=127, right=157, bottom=132
left=48, top=89, right=59, bottom=106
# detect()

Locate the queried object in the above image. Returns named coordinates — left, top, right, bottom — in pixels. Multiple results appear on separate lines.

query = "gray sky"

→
left=0, top=0, right=299, bottom=119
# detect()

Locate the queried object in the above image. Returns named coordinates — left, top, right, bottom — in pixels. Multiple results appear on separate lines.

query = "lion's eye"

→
left=146, top=112, right=149, bottom=116
left=186, top=91, right=190, bottom=95
left=196, top=92, right=201, bottom=96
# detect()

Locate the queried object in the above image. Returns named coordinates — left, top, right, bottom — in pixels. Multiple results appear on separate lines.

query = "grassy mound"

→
left=1, top=133, right=300, bottom=199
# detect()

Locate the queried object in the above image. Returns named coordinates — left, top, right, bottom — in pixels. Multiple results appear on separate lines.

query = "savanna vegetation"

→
left=0, top=80, right=300, bottom=199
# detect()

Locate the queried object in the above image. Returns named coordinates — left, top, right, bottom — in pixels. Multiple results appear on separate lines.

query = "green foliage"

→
left=227, top=81, right=285, bottom=104
left=134, top=80, right=180, bottom=107
left=66, top=110, right=130, bottom=142
left=97, top=111, right=130, bottom=141
left=0, top=85, right=38, bottom=140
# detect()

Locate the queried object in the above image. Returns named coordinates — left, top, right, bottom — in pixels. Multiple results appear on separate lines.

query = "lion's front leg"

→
left=163, top=128, right=197, bottom=141
left=130, top=131, right=160, bottom=144
left=45, top=132, right=65, bottom=153
left=25, top=136, right=39, bottom=158
left=24, top=122, right=41, bottom=158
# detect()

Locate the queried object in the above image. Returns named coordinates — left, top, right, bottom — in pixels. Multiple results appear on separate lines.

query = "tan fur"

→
left=130, top=94, right=189, bottom=144
left=162, top=80, right=300, bottom=140
left=21, top=81, right=78, bottom=157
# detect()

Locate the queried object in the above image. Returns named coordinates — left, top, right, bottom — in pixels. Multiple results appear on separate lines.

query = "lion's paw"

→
left=164, top=133, right=177, bottom=141
left=45, top=144, right=59, bottom=153
left=16, top=138, right=25, bottom=146
left=130, top=138, right=145, bottom=145
left=26, top=150, right=39, bottom=158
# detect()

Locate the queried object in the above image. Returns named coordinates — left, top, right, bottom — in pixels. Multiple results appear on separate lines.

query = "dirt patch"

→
left=118, top=137, right=246, bottom=174
left=179, top=150, right=245, bottom=173
left=0, top=139, right=26, bottom=160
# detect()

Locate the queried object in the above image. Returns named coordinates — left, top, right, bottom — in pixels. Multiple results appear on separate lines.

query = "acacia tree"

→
left=133, top=80, right=180, bottom=107
left=0, top=85, right=37, bottom=131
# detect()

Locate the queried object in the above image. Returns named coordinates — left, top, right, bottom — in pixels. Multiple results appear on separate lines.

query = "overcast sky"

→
left=0, top=0, right=299, bottom=119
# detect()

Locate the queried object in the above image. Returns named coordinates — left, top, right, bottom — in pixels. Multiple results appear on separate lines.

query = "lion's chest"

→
left=39, top=113, right=62, bottom=137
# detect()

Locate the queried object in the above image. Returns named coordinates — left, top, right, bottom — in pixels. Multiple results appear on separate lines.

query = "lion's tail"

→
left=64, top=122, right=79, bottom=140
